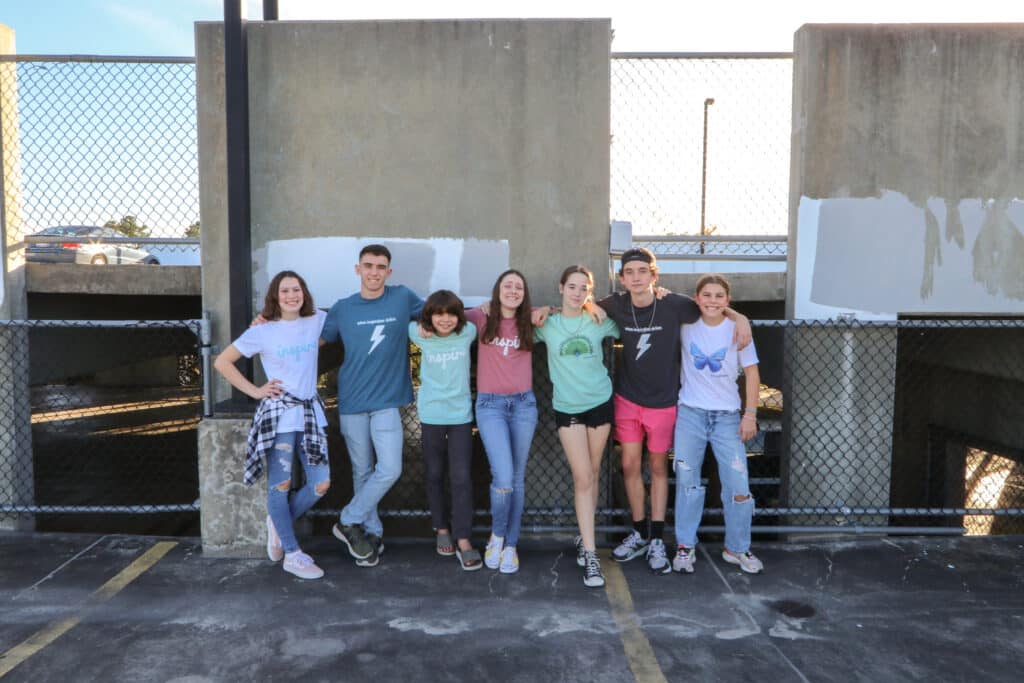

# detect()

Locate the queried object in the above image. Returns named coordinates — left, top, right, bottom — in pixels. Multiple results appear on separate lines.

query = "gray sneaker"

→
left=366, top=532, right=384, bottom=556
left=612, top=530, right=649, bottom=562
left=646, top=539, right=671, bottom=574
left=722, top=549, right=763, bottom=574
left=332, top=523, right=373, bottom=560
left=355, top=546, right=380, bottom=568
left=673, top=545, right=696, bottom=574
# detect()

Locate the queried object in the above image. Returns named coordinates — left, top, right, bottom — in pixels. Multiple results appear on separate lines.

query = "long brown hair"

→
left=261, top=270, right=315, bottom=320
left=481, top=269, right=533, bottom=351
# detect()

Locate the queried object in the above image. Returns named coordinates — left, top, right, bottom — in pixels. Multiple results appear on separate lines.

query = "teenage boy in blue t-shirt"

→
left=323, top=244, right=423, bottom=567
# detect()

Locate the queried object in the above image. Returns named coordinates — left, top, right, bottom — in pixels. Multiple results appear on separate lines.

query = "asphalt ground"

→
left=1, top=531, right=1022, bottom=682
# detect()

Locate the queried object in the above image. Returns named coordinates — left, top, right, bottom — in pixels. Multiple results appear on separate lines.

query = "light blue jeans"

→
left=267, top=431, right=330, bottom=554
left=475, top=391, right=538, bottom=547
left=338, top=408, right=404, bottom=538
left=673, top=405, right=754, bottom=554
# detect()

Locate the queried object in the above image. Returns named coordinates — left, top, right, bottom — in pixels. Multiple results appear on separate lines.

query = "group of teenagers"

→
left=214, top=243, right=765, bottom=588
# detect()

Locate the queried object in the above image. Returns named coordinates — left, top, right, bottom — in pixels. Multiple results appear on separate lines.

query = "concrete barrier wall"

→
left=198, top=20, right=610, bottom=396
left=788, top=24, right=1024, bottom=319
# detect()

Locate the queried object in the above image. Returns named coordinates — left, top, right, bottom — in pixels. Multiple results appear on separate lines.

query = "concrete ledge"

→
left=198, top=416, right=265, bottom=558
left=658, top=272, right=786, bottom=302
left=26, top=263, right=201, bottom=296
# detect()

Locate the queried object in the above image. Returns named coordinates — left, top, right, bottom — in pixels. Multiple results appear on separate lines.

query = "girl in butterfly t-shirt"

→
left=672, top=274, right=764, bottom=576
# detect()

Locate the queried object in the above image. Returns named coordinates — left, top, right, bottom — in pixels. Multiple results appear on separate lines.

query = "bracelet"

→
left=743, top=408, right=757, bottom=415
left=741, top=414, right=756, bottom=420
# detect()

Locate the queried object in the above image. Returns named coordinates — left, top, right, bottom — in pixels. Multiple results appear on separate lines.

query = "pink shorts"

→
left=613, top=394, right=676, bottom=454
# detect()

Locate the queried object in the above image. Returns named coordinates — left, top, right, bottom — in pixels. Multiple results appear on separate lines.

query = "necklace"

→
left=630, top=294, right=657, bottom=331
left=562, top=311, right=587, bottom=357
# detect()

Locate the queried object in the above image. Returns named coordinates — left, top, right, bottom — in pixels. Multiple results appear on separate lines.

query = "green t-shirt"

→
left=534, top=313, right=620, bottom=414
left=408, top=321, right=476, bottom=425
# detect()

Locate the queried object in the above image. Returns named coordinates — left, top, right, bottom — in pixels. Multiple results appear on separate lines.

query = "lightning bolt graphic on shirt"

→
left=635, top=332, right=652, bottom=360
left=368, top=324, right=386, bottom=354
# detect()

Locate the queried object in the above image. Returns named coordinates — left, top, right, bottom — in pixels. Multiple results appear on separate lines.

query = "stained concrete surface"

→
left=1, top=532, right=1022, bottom=682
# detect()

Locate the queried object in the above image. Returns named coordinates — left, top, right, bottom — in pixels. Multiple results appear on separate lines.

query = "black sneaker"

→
left=582, top=550, right=605, bottom=588
left=355, top=546, right=380, bottom=568
left=367, top=532, right=385, bottom=556
left=332, top=523, right=373, bottom=560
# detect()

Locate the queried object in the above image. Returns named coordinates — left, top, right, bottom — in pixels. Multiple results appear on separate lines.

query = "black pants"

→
left=421, top=422, right=474, bottom=540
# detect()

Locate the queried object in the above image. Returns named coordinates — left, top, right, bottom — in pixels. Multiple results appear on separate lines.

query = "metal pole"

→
left=224, top=0, right=252, bottom=404
left=263, top=0, right=279, bottom=20
left=699, top=97, right=714, bottom=254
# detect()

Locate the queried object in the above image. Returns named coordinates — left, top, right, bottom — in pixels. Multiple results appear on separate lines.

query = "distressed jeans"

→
left=475, top=391, right=538, bottom=547
left=338, top=408, right=403, bottom=538
left=673, top=405, right=754, bottom=554
left=267, top=430, right=330, bottom=554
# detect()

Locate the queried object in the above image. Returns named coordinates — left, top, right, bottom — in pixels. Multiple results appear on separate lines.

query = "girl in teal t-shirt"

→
left=408, top=290, right=481, bottom=571
left=534, top=265, right=619, bottom=587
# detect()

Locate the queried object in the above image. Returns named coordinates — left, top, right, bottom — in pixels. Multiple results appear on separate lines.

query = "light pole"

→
left=700, top=97, right=715, bottom=254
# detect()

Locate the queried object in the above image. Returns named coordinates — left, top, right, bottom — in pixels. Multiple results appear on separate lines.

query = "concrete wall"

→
left=197, top=20, right=611, bottom=406
left=788, top=24, right=1024, bottom=319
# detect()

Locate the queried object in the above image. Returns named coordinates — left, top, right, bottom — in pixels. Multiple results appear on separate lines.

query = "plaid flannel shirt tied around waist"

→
left=244, top=391, right=328, bottom=486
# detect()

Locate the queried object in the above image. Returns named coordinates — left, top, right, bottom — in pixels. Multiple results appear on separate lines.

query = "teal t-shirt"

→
left=534, top=314, right=620, bottom=414
left=408, top=321, right=477, bottom=425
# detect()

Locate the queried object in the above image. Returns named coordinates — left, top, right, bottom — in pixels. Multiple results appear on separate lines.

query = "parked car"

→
left=25, top=226, right=160, bottom=265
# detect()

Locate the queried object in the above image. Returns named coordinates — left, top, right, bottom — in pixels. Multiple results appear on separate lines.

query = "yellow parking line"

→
left=0, top=541, right=177, bottom=678
left=601, top=549, right=669, bottom=683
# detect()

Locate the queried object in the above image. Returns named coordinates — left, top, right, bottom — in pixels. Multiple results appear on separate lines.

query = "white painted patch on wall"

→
left=257, top=236, right=509, bottom=308
left=794, top=192, right=1024, bottom=319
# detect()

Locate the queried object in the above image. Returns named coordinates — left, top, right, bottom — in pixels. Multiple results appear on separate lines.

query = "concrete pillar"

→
left=782, top=326, right=895, bottom=527
left=198, top=416, right=265, bottom=557
left=0, top=24, right=33, bottom=530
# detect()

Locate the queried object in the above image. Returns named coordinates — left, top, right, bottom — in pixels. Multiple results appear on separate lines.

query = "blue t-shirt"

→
left=408, top=321, right=476, bottom=425
left=321, top=285, right=424, bottom=414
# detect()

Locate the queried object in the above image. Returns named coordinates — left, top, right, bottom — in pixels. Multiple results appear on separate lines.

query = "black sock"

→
left=633, top=518, right=649, bottom=538
left=650, top=521, right=664, bottom=541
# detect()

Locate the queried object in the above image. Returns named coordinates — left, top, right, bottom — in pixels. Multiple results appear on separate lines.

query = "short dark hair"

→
left=618, top=247, right=658, bottom=276
left=359, top=244, right=391, bottom=264
left=419, top=289, right=467, bottom=334
left=261, top=270, right=315, bottom=320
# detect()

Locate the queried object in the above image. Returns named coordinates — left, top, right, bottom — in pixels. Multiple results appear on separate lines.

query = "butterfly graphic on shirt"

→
left=690, top=342, right=727, bottom=373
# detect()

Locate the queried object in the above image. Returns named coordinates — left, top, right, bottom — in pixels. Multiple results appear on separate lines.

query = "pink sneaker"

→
left=283, top=551, right=324, bottom=580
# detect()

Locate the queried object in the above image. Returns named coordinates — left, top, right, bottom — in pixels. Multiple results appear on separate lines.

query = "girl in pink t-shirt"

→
left=466, top=270, right=539, bottom=575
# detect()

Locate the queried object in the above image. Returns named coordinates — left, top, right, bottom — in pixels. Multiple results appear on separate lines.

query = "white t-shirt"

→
left=678, top=318, right=758, bottom=411
left=233, top=310, right=328, bottom=433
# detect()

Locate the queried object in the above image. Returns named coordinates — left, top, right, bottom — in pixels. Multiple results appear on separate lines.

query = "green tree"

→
left=184, top=221, right=200, bottom=238
left=104, top=214, right=150, bottom=238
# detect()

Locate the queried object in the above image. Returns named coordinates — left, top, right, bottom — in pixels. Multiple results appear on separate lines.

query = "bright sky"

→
left=2, top=0, right=1023, bottom=55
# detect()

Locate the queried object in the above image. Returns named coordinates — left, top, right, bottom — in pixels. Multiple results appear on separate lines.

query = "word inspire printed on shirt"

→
left=426, top=349, right=468, bottom=369
left=489, top=335, right=520, bottom=357
left=276, top=341, right=317, bottom=361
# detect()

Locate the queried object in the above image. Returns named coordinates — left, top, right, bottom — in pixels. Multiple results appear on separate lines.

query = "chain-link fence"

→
left=0, top=56, right=199, bottom=263
left=295, top=319, right=1024, bottom=537
left=611, top=53, right=792, bottom=237
left=0, top=320, right=203, bottom=534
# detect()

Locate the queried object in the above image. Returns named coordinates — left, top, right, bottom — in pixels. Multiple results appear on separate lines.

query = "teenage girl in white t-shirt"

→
left=672, top=274, right=764, bottom=576
left=214, top=270, right=330, bottom=580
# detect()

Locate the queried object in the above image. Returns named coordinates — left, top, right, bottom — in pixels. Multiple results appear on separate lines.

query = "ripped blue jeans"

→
left=673, top=405, right=754, bottom=554
left=267, top=431, right=331, bottom=554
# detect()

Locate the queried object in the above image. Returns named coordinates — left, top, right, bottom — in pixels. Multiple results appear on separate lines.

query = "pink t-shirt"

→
left=466, top=308, right=533, bottom=394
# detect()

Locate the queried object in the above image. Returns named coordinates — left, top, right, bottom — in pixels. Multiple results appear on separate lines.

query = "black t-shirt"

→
left=597, top=292, right=700, bottom=408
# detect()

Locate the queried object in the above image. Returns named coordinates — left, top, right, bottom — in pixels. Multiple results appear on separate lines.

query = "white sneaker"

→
left=612, top=530, right=649, bottom=562
left=672, top=545, right=696, bottom=574
left=646, top=539, right=671, bottom=574
left=283, top=551, right=324, bottom=580
left=722, top=549, right=763, bottom=574
left=485, top=535, right=503, bottom=570
left=266, top=515, right=283, bottom=562
left=499, top=546, right=519, bottom=574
